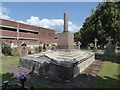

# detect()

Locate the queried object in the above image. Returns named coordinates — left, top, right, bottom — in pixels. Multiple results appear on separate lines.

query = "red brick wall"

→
left=54, top=34, right=59, bottom=43
left=0, top=19, right=17, bottom=28
left=39, top=27, right=55, bottom=43
left=19, top=32, right=38, bottom=39
left=0, top=19, right=58, bottom=56
left=1, top=30, right=17, bottom=37
left=17, top=40, right=39, bottom=55
left=19, top=23, right=39, bottom=31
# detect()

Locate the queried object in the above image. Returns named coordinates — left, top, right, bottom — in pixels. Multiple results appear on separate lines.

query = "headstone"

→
left=88, top=45, right=91, bottom=50
left=93, top=38, right=98, bottom=52
left=104, top=36, right=115, bottom=55
left=74, top=42, right=77, bottom=49
left=77, top=41, right=81, bottom=49
left=21, top=42, right=27, bottom=55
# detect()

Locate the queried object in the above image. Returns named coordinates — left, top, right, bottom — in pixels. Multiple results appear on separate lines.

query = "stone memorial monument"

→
left=77, top=41, right=81, bottom=49
left=20, top=13, right=95, bottom=82
left=104, top=36, right=115, bottom=56
left=57, top=13, right=74, bottom=50
left=93, top=38, right=98, bottom=53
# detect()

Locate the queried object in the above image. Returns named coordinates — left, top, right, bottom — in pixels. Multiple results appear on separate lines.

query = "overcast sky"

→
left=1, top=2, right=99, bottom=33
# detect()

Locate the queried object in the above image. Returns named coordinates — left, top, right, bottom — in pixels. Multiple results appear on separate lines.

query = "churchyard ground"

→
left=94, top=55, right=120, bottom=88
left=81, top=49, right=120, bottom=88
left=0, top=56, right=46, bottom=88
left=1, top=51, right=120, bottom=88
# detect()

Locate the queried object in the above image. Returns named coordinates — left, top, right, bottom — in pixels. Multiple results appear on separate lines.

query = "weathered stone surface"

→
left=57, top=32, right=74, bottom=50
left=77, top=41, right=81, bottom=49
left=104, top=36, right=115, bottom=56
left=20, top=50, right=95, bottom=82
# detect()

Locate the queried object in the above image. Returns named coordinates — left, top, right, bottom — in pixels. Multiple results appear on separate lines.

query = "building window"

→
left=2, top=27, right=17, bottom=32
left=19, top=29, right=38, bottom=34
left=55, top=37, right=58, bottom=39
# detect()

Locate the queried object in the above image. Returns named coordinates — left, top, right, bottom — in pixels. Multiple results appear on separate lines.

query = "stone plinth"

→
left=57, top=32, right=74, bottom=50
left=56, top=13, right=74, bottom=51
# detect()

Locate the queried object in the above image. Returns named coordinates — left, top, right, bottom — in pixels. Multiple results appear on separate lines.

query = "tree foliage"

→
left=11, top=48, right=20, bottom=56
left=74, top=2, right=120, bottom=48
left=2, top=43, right=12, bottom=56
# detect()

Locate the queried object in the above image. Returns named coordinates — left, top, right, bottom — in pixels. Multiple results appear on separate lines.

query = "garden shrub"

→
left=43, top=44, right=47, bottom=51
left=11, top=48, right=20, bottom=56
left=35, top=46, right=42, bottom=53
left=2, top=44, right=12, bottom=56
left=37, top=46, right=42, bottom=52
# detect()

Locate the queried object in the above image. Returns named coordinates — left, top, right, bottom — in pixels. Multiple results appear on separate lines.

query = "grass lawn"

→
left=1, top=56, right=46, bottom=88
left=81, top=49, right=120, bottom=54
left=1, top=56, right=21, bottom=67
left=94, top=55, right=120, bottom=88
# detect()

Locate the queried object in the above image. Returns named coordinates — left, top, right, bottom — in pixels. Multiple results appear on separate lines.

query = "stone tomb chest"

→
left=20, top=50, right=95, bottom=82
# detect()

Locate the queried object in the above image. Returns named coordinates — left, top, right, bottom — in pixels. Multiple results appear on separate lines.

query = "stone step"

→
left=58, top=55, right=75, bottom=57
left=58, top=54, right=79, bottom=57
left=57, top=57, right=71, bottom=60
left=58, top=54, right=75, bottom=56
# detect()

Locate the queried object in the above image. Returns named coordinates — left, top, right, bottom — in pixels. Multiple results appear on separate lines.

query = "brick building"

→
left=0, top=19, right=58, bottom=56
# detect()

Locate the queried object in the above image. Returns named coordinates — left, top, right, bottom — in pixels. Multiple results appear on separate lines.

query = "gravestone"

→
left=77, top=41, right=81, bottom=49
left=93, top=38, right=98, bottom=53
left=104, top=36, right=115, bottom=55
left=74, top=42, right=77, bottom=49
left=21, top=42, right=27, bottom=55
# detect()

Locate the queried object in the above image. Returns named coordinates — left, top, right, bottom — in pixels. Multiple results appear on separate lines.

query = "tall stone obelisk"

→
left=57, top=13, right=74, bottom=50
left=64, top=13, right=68, bottom=32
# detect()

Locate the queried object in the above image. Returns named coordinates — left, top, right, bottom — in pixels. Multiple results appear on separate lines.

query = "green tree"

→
left=2, top=43, right=12, bottom=56
left=75, top=2, right=120, bottom=48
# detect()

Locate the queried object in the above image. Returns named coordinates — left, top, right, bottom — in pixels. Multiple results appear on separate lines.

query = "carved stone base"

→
left=20, top=50, right=95, bottom=82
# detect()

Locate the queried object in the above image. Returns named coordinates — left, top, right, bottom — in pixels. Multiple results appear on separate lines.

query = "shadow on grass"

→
left=94, top=54, right=120, bottom=88
left=1, top=72, right=46, bottom=89
left=95, top=54, right=120, bottom=64
left=94, top=75, right=120, bottom=88
left=1, top=72, right=119, bottom=88
left=29, top=72, right=120, bottom=88
left=28, top=73, right=95, bottom=88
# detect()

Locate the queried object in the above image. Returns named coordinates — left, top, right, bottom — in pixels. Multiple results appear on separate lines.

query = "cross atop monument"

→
left=94, top=38, right=98, bottom=47
left=107, top=36, right=113, bottom=42
left=64, top=13, right=68, bottom=32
